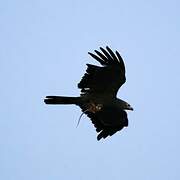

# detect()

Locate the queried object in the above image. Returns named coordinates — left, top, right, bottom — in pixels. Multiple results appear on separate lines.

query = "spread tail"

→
left=44, top=96, right=81, bottom=105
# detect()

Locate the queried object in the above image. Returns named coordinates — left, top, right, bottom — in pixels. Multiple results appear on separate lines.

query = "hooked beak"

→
left=128, top=106, right=134, bottom=111
left=130, top=107, right=134, bottom=111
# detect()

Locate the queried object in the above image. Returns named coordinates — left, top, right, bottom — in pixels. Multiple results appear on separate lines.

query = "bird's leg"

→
left=76, top=102, right=103, bottom=127
left=87, top=101, right=103, bottom=113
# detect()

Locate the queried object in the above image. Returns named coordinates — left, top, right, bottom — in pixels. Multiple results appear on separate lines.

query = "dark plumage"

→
left=44, top=46, right=133, bottom=140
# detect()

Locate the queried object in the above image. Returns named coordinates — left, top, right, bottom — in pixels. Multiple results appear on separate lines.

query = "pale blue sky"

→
left=1, top=0, right=180, bottom=179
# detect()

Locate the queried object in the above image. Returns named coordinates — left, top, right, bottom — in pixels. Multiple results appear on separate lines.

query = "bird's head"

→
left=124, top=102, right=134, bottom=111
left=117, top=99, right=134, bottom=111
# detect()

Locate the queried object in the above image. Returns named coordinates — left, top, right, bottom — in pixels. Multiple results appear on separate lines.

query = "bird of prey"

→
left=44, top=46, right=133, bottom=140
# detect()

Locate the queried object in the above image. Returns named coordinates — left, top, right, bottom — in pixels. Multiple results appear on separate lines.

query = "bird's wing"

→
left=78, top=46, right=126, bottom=97
left=80, top=104, right=128, bottom=140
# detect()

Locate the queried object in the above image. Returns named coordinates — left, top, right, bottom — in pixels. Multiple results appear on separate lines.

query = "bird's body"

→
left=44, top=46, right=133, bottom=140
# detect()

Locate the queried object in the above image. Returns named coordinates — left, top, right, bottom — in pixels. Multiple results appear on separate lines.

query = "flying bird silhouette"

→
left=44, top=46, right=133, bottom=140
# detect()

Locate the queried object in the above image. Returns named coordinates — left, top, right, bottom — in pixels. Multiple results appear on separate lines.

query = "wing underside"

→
left=78, top=46, right=126, bottom=97
left=80, top=104, right=128, bottom=140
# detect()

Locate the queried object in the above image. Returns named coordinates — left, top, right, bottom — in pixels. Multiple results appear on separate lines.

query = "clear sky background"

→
left=1, top=0, right=180, bottom=179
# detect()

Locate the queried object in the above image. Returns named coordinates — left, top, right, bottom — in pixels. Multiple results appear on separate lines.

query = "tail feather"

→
left=44, top=96, right=81, bottom=105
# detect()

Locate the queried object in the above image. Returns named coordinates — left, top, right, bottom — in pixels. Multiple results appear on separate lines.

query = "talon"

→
left=87, top=102, right=103, bottom=113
